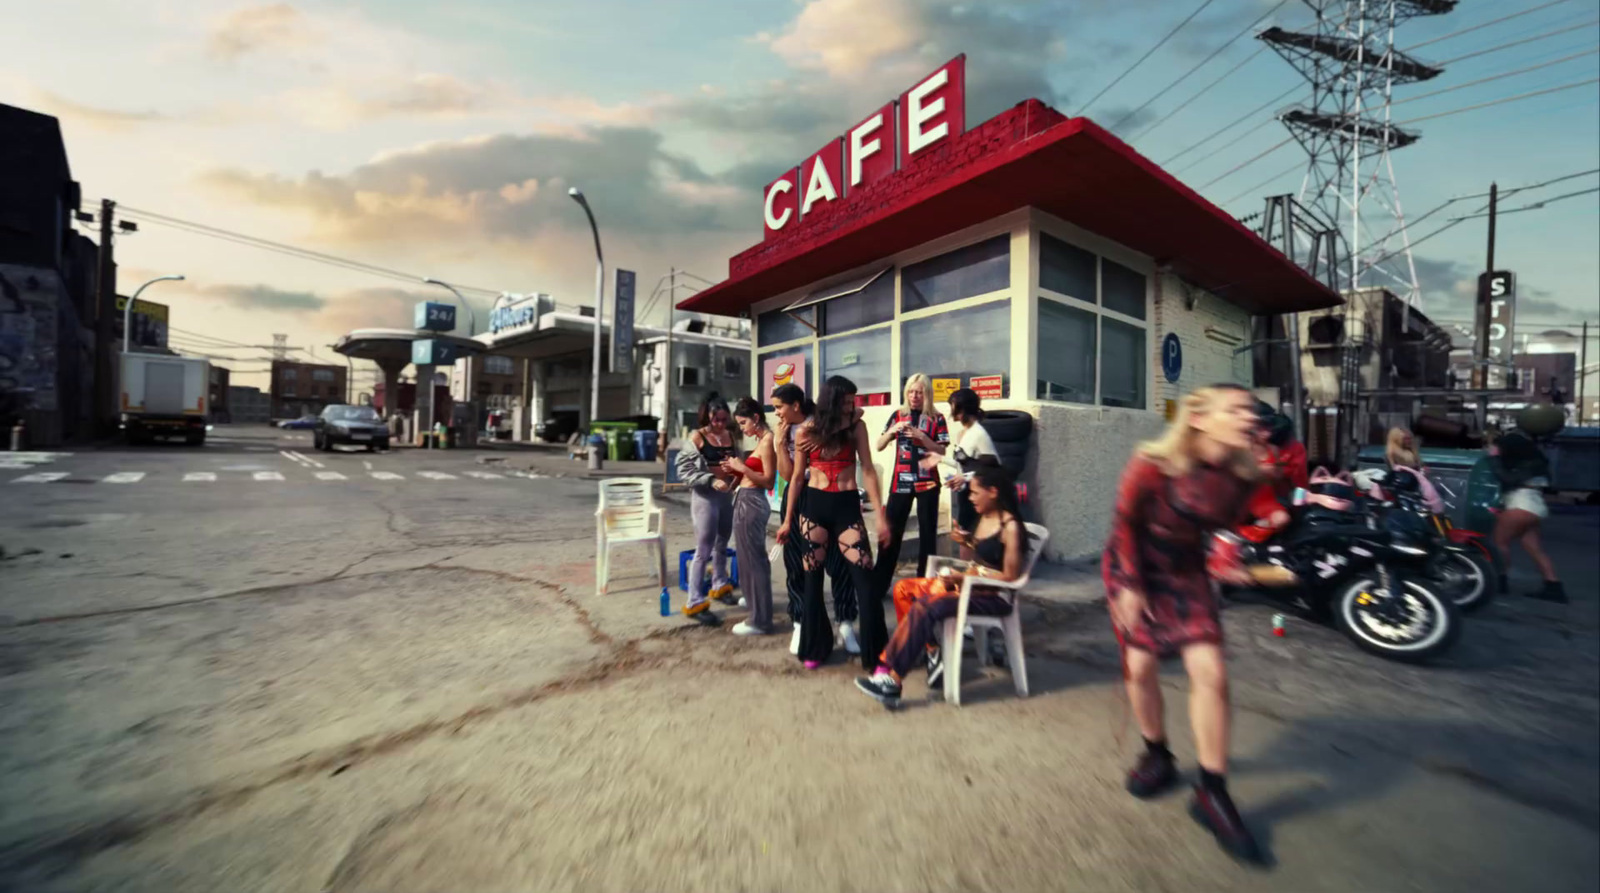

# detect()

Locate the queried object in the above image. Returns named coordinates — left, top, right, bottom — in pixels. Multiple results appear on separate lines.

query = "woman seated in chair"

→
left=855, top=465, right=1029, bottom=705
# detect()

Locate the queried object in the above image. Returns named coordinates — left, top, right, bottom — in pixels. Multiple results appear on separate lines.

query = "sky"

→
left=3, top=0, right=1596, bottom=393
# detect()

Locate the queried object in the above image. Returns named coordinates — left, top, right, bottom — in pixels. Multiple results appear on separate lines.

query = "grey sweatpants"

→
left=687, top=487, right=734, bottom=609
left=732, top=487, right=773, bottom=630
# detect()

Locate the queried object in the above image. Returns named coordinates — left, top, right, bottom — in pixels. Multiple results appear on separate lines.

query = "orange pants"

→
left=893, top=576, right=946, bottom=625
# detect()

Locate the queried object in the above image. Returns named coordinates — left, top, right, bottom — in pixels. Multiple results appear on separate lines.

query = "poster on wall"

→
left=969, top=374, right=1003, bottom=400
left=762, top=352, right=806, bottom=398
left=931, top=377, right=960, bottom=402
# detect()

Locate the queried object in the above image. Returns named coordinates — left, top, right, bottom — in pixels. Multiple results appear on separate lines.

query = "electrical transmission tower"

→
left=1260, top=0, right=1456, bottom=304
left=271, top=334, right=288, bottom=361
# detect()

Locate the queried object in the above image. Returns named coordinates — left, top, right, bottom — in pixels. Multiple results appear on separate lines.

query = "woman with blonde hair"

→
left=1103, top=383, right=1266, bottom=864
left=1381, top=426, right=1444, bottom=513
left=873, top=373, right=950, bottom=614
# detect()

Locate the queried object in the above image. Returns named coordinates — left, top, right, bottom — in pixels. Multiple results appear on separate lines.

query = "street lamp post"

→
left=422, top=277, right=481, bottom=443
left=568, top=187, right=605, bottom=434
left=123, top=274, right=185, bottom=357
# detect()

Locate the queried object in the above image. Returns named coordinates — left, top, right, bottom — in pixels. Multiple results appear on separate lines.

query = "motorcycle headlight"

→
left=1393, top=543, right=1429, bottom=556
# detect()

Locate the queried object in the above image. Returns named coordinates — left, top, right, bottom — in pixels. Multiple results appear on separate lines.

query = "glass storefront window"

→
left=1100, top=317, right=1147, bottom=409
left=758, top=305, right=815, bottom=347
left=1039, top=232, right=1096, bottom=301
left=1036, top=299, right=1096, bottom=404
left=901, top=299, right=1011, bottom=399
left=901, top=235, right=1010, bottom=311
left=822, top=329, right=892, bottom=398
left=1102, top=257, right=1147, bottom=320
left=759, top=344, right=813, bottom=409
left=820, top=271, right=895, bottom=335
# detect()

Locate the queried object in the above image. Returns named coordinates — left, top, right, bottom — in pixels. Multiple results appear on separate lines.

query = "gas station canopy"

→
left=332, top=328, right=489, bottom=364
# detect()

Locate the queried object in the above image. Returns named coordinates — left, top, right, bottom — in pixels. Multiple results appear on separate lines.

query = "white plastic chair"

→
left=928, top=522, right=1049, bottom=706
left=594, top=478, right=667, bottom=596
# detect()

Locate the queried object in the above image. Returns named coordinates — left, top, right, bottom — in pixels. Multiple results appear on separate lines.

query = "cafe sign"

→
left=763, top=55, right=967, bottom=239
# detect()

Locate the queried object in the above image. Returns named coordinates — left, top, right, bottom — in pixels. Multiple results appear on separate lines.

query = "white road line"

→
left=10, top=472, right=70, bottom=483
left=315, top=471, right=347, bottom=481
left=183, top=472, right=217, bottom=482
left=103, top=472, right=145, bottom=484
left=416, top=471, right=457, bottom=480
left=370, top=471, right=403, bottom=480
left=362, top=460, right=373, bottom=470
left=464, top=471, right=504, bottom=479
left=287, top=450, right=325, bottom=469
left=254, top=471, right=285, bottom=481
left=279, top=450, right=314, bottom=468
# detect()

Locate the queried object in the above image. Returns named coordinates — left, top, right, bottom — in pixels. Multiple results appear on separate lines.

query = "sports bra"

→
left=697, top=428, right=737, bottom=467
left=805, top=423, right=859, bottom=493
left=972, top=516, right=1015, bottom=570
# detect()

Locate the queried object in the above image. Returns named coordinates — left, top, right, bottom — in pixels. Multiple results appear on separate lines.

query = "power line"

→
left=1197, top=136, right=1293, bottom=191
left=1435, top=17, right=1600, bottom=67
left=1218, top=160, right=1303, bottom=208
left=1128, top=45, right=1269, bottom=142
left=1075, top=0, right=1219, bottom=116
left=1107, top=0, right=1293, bottom=133
left=1162, top=84, right=1301, bottom=168
left=1393, top=76, right=1600, bottom=125
left=1172, top=115, right=1280, bottom=175
left=114, top=205, right=502, bottom=296
left=1390, top=47, right=1599, bottom=107
left=1403, top=0, right=1574, bottom=51
left=1446, top=185, right=1600, bottom=221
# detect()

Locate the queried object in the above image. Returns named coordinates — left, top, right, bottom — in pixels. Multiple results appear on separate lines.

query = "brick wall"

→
left=1150, top=271, right=1252, bottom=409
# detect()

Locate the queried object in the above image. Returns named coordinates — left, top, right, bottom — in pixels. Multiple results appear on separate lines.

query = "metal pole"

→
left=1287, top=312, right=1305, bottom=443
left=1580, top=319, right=1590, bottom=424
left=569, top=188, right=605, bottom=431
left=94, top=199, right=116, bottom=435
left=1474, top=182, right=1498, bottom=389
left=664, top=267, right=675, bottom=444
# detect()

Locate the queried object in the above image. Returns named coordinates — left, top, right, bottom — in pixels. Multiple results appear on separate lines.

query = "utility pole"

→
left=663, top=267, right=675, bottom=444
left=1580, top=319, right=1590, bottom=425
left=1474, top=182, right=1498, bottom=389
left=93, top=199, right=116, bottom=436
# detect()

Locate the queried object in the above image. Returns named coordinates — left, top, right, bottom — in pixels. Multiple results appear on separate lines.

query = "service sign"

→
left=761, top=55, right=966, bottom=240
left=411, top=338, right=460, bottom=366
left=415, top=301, right=456, bottom=332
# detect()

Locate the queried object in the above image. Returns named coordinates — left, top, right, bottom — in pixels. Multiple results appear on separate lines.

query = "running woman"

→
left=778, top=376, right=890, bottom=669
left=1103, top=383, right=1266, bottom=864
left=673, top=393, right=739, bottom=624
left=723, top=397, right=778, bottom=635
left=873, top=373, right=949, bottom=610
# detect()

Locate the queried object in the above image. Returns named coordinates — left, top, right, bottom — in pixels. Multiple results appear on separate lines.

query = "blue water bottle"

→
left=659, top=587, right=671, bottom=617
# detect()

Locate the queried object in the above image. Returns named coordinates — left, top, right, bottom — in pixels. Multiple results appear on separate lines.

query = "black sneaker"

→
left=691, top=609, right=723, bottom=627
left=854, top=673, right=902, bottom=704
left=1125, top=750, right=1178, bottom=799
left=926, top=648, right=944, bottom=688
left=1189, top=784, right=1265, bottom=865
left=1526, top=581, right=1568, bottom=604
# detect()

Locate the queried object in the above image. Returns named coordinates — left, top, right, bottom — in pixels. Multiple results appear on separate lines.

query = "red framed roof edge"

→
left=679, top=100, right=1341, bottom=317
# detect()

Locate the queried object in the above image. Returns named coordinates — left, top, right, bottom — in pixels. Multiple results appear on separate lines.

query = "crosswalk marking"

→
left=370, top=471, right=403, bottom=480
left=315, top=471, right=347, bottom=480
left=183, top=472, right=217, bottom=482
left=10, top=472, right=69, bottom=483
left=253, top=471, right=285, bottom=481
left=103, top=472, right=145, bottom=484
left=416, top=471, right=457, bottom=480
left=464, top=471, right=503, bottom=479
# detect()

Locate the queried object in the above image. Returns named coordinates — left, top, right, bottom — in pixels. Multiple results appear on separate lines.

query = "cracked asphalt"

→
left=0, top=426, right=1596, bottom=892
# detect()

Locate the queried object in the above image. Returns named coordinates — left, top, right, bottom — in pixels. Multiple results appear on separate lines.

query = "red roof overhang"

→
left=679, top=101, right=1341, bottom=317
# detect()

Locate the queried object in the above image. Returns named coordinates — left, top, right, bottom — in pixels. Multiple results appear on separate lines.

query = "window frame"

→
left=1034, top=221, right=1152, bottom=411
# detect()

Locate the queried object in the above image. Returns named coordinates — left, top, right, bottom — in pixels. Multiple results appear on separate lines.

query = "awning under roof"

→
left=679, top=102, right=1342, bottom=318
left=784, top=266, right=892, bottom=314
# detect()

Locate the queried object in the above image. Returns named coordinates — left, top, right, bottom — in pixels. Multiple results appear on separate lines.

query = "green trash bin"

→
left=590, top=421, right=638, bottom=461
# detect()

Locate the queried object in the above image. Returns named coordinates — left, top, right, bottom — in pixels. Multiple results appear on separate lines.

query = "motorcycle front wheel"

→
left=1336, top=574, right=1461, bottom=663
left=1434, top=548, right=1494, bottom=612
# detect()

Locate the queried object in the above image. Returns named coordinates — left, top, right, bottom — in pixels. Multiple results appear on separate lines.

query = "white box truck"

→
left=121, top=354, right=210, bottom=445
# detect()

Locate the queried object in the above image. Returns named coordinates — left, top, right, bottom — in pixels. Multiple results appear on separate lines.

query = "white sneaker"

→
left=841, top=621, right=861, bottom=655
left=790, top=624, right=802, bottom=655
left=731, top=621, right=770, bottom=636
left=738, top=596, right=747, bottom=608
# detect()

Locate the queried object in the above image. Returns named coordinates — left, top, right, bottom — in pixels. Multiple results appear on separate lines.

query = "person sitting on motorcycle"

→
left=1382, top=427, right=1445, bottom=514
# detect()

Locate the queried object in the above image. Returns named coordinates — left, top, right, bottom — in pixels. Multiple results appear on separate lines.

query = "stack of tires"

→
left=983, top=410, right=1033, bottom=479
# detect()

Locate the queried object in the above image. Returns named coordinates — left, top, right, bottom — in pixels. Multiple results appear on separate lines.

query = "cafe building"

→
left=677, top=56, right=1342, bottom=560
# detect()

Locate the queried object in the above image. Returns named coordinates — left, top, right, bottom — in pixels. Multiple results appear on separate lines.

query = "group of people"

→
left=671, top=374, right=1022, bottom=688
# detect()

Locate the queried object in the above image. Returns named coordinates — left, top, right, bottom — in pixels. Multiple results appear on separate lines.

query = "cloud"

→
left=197, top=283, right=324, bottom=312
left=1411, top=255, right=1587, bottom=321
left=206, top=3, right=312, bottom=61
left=200, top=125, right=754, bottom=244
left=25, top=89, right=166, bottom=132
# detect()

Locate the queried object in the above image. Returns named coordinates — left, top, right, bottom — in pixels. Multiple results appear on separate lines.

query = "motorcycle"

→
left=1219, top=470, right=1462, bottom=663
left=1354, top=467, right=1498, bottom=612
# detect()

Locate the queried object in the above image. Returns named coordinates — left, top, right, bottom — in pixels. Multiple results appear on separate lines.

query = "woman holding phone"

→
left=873, top=373, right=949, bottom=602
left=722, top=398, right=778, bottom=634
left=923, top=387, right=998, bottom=560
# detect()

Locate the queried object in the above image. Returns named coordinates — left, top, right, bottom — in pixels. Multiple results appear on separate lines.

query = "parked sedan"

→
left=313, top=405, right=389, bottom=452
left=278, top=416, right=318, bottom=430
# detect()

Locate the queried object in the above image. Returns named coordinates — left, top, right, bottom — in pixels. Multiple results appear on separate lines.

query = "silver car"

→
left=313, top=405, right=389, bottom=452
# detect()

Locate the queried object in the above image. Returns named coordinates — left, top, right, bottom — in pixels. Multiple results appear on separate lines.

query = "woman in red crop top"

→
left=777, top=375, right=890, bottom=669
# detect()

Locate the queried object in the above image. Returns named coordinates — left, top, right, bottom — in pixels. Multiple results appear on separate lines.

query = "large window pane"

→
left=821, top=271, right=895, bottom=335
left=1102, top=257, right=1148, bottom=320
left=901, top=299, right=1012, bottom=400
left=1036, top=299, right=1096, bottom=404
left=757, top=305, right=815, bottom=347
left=1039, top=232, right=1096, bottom=301
left=822, top=329, right=893, bottom=398
left=901, top=235, right=1010, bottom=311
left=1100, top=317, right=1147, bottom=409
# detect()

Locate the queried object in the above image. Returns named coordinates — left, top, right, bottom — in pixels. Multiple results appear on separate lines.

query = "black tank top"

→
left=972, top=516, right=1016, bottom=570
left=698, top=429, right=736, bottom=466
